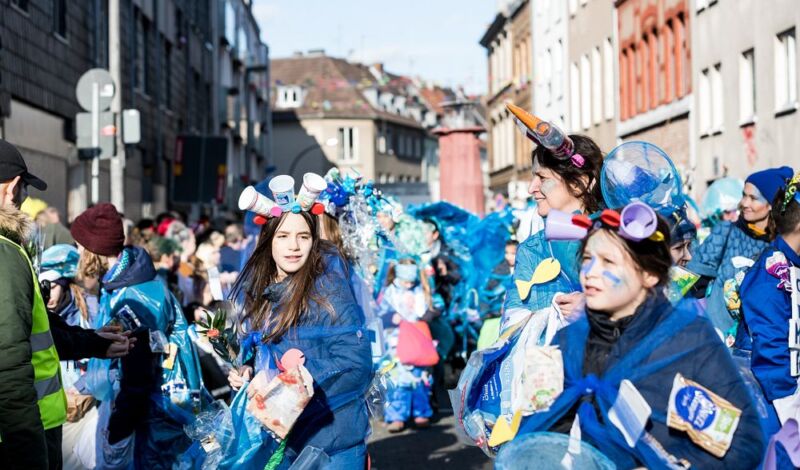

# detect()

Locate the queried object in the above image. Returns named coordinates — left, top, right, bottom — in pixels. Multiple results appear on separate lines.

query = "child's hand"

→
left=555, top=292, right=585, bottom=319
left=228, top=365, right=253, bottom=391
left=392, top=314, right=402, bottom=325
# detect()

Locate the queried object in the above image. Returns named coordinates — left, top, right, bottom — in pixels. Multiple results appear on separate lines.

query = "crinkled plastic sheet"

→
left=701, top=177, right=744, bottom=220
left=495, top=432, right=616, bottom=470
left=179, top=400, right=236, bottom=469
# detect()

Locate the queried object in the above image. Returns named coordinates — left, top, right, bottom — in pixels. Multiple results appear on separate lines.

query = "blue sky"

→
left=251, top=0, right=498, bottom=95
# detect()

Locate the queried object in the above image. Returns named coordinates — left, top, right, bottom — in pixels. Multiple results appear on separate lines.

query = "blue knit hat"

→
left=745, top=166, right=794, bottom=203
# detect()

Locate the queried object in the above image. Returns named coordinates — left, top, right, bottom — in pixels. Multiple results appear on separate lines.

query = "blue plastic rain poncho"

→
left=686, top=218, right=770, bottom=334
left=512, top=294, right=765, bottom=469
left=86, top=246, right=206, bottom=468
left=218, top=250, right=373, bottom=469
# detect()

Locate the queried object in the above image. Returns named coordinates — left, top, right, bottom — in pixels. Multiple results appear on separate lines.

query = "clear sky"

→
left=251, top=0, right=498, bottom=95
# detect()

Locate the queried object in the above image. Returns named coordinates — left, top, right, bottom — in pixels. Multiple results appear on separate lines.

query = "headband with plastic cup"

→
left=238, top=172, right=327, bottom=225
left=545, top=201, right=664, bottom=242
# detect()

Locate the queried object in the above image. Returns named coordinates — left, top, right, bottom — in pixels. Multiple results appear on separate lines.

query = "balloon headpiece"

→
left=238, top=172, right=327, bottom=225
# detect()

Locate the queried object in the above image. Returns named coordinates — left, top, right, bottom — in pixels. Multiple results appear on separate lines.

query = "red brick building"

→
left=616, top=0, right=692, bottom=171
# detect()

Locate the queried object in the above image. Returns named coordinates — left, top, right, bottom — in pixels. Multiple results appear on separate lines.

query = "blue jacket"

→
left=736, top=237, right=800, bottom=402
left=687, top=219, right=769, bottom=333
left=237, top=250, right=373, bottom=465
left=503, top=227, right=581, bottom=315
left=516, top=295, right=765, bottom=469
left=93, top=246, right=205, bottom=469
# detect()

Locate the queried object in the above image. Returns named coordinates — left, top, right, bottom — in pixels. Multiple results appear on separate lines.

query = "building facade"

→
left=691, top=0, right=799, bottom=192
left=616, top=0, right=692, bottom=180
left=567, top=0, right=618, bottom=150
left=531, top=0, right=568, bottom=130
left=0, top=0, right=270, bottom=220
left=481, top=0, right=534, bottom=207
left=270, top=53, right=437, bottom=193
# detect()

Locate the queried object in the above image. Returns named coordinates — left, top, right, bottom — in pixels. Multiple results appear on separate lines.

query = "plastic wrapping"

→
left=495, top=432, right=615, bottom=469
left=181, top=401, right=236, bottom=469
left=701, top=177, right=744, bottom=221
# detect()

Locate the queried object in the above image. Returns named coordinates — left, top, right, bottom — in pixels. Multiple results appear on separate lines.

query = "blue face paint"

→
left=602, top=270, right=623, bottom=287
left=581, top=256, right=597, bottom=276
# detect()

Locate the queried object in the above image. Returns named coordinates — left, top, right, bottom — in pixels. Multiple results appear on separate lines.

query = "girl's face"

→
left=670, top=239, right=692, bottom=267
left=377, top=212, right=395, bottom=232
left=580, top=231, right=658, bottom=320
left=528, top=161, right=581, bottom=217
left=47, top=283, right=63, bottom=310
left=504, top=244, right=517, bottom=267
left=740, top=183, right=771, bottom=223
left=272, top=213, right=313, bottom=281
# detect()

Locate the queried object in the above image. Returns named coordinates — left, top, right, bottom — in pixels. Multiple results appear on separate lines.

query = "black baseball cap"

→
left=0, top=139, right=47, bottom=190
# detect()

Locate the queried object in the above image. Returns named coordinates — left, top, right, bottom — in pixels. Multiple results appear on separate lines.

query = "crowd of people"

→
left=1, top=96, right=800, bottom=470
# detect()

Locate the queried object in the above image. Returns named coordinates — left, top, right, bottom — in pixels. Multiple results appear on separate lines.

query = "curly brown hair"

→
left=532, top=134, right=605, bottom=213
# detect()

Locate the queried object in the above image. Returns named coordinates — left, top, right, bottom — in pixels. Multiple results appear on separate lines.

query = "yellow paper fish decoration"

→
left=515, top=258, right=562, bottom=300
left=488, top=411, right=523, bottom=447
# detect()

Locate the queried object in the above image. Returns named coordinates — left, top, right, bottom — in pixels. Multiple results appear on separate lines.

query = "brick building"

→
left=616, top=0, right=692, bottom=174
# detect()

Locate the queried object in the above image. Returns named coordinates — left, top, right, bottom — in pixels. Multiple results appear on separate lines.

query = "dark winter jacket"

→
left=687, top=219, right=769, bottom=333
left=0, top=206, right=48, bottom=469
left=517, top=293, right=765, bottom=469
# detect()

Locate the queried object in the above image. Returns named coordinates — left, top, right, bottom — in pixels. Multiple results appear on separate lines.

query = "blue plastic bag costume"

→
left=218, top=251, right=373, bottom=469
left=512, top=295, right=765, bottom=469
left=687, top=219, right=769, bottom=334
left=85, top=246, right=206, bottom=468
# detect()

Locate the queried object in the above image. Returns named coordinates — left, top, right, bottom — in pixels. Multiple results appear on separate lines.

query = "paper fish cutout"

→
left=488, top=411, right=522, bottom=447
left=515, top=258, right=562, bottom=300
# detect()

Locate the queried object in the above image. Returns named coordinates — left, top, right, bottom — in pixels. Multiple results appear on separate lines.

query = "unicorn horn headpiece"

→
left=506, top=103, right=582, bottom=167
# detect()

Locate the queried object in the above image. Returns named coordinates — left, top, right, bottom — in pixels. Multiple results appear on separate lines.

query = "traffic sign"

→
left=76, top=69, right=115, bottom=112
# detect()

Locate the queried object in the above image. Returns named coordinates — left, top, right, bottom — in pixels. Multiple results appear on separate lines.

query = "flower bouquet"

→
left=196, top=306, right=241, bottom=366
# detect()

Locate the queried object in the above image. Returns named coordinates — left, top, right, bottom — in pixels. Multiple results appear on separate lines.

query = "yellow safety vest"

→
left=0, top=235, right=67, bottom=430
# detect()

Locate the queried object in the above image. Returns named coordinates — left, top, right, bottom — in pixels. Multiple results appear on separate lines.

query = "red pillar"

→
left=434, top=126, right=485, bottom=216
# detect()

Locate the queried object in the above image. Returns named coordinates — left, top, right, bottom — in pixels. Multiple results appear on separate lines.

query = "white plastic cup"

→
left=238, top=186, right=276, bottom=215
left=296, top=173, right=327, bottom=210
left=269, top=175, right=296, bottom=210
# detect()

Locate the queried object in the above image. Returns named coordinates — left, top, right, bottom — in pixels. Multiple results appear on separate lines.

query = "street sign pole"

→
left=109, top=0, right=125, bottom=213
left=91, top=82, right=100, bottom=204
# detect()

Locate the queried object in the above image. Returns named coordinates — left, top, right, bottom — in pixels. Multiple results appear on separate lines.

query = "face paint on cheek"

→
left=540, top=179, right=558, bottom=196
left=581, top=256, right=596, bottom=276
left=602, top=270, right=624, bottom=289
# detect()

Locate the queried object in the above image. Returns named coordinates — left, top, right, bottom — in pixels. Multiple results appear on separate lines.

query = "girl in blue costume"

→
left=226, top=209, right=373, bottom=469
left=514, top=209, right=765, bottom=469
left=687, top=166, right=793, bottom=339
left=736, top=173, right=800, bottom=466
left=376, top=258, right=438, bottom=432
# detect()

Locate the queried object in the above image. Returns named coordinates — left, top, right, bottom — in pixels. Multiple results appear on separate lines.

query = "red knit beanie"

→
left=70, top=203, right=125, bottom=256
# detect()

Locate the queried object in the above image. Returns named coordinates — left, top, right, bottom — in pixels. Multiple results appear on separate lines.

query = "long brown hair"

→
left=233, top=211, right=327, bottom=343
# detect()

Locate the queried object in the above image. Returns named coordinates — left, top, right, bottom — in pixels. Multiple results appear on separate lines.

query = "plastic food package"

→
left=514, top=345, right=564, bottom=415
left=246, top=366, right=314, bottom=440
left=667, top=373, right=742, bottom=458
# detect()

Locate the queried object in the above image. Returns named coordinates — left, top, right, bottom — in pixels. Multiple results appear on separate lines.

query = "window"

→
left=135, top=10, right=150, bottom=95
left=603, top=38, right=614, bottom=120
left=276, top=86, right=303, bottom=108
left=580, top=55, right=591, bottom=130
left=699, top=68, right=711, bottom=134
left=592, top=47, right=602, bottom=124
left=739, top=49, right=755, bottom=122
left=570, top=62, right=580, bottom=131
left=711, top=63, right=724, bottom=130
left=775, top=28, right=797, bottom=111
left=696, top=0, right=708, bottom=11
left=11, top=0, right=28, bottom=12
left=54, top=0, right=67, bottom=38
left=569, top=0, right=578, bottom=15
left=337, top=127, right=358, bottom=161
left=553, top=39, right=564, bottom=99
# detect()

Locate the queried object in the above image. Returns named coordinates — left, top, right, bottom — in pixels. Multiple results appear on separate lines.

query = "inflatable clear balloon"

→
left=701, top=177, right=744, bottom=220
left=495, top=432, right=616, bottom=470
left=601, top=141, right=684, bottom=215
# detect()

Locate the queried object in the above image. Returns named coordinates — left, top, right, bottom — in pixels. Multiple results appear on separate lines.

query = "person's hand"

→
left=97, top=330, right=136, bottom=358
left=229, top=365, right=253, bottom=391
left=555, top=292, right=585, bottom=319
left=392, top=313, right=402, bottom=325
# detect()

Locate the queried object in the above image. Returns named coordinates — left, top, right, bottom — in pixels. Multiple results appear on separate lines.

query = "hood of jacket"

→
left=102, top=245, right=158, bottom=292
left=0, top=205, right=32, bottom=245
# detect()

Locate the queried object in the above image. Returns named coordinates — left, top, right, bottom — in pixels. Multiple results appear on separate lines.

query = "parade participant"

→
left=667, top=208, right=696, bottom=267
left=0, top=138, right=67, bottom=470
left=71, top=203, right=205, bottom=469
left=688, top=166, right=794, bottom=336
left=737, top=172, right=800, bottom=422
left=502, top=105, right=604, bottom=336
left=377, top=258, right=439, bottom=432
left=515, top=206, right=765, bottom=469
left=226, top=178, right=373, bottom=468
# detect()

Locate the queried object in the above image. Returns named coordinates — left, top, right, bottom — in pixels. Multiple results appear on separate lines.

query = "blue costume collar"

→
left=775, top=236, right=800, bottom=267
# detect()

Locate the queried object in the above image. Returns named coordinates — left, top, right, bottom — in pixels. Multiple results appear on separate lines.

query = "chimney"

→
left=292, top=50, right=304, bottom=57
left=307, top=48, right=326, bottom=57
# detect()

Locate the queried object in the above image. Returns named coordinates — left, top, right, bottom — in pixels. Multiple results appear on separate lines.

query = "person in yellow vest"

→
left=0, top=138, right=65, bottom=469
